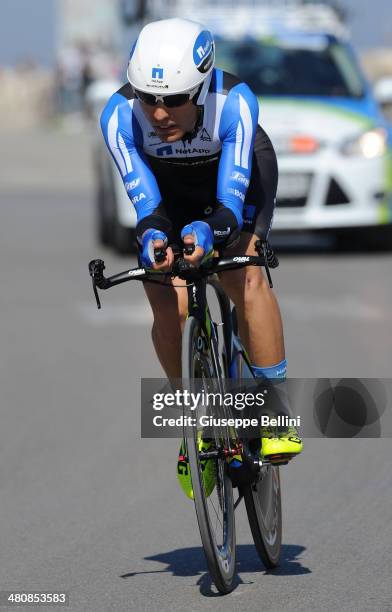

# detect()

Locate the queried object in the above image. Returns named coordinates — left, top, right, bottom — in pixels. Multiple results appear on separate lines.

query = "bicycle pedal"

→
left=265, top=453, right=296, bottom=465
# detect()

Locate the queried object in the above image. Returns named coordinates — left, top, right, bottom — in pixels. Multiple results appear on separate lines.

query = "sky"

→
left=0, top=0, right=391, bottom=68
left=0, top=0, right=57, bottom=68
left=342, top=0, right=392, bottom=48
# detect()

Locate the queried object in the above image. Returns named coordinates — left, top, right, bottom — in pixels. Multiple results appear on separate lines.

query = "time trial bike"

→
left=88, top=239, right=282, bottom=594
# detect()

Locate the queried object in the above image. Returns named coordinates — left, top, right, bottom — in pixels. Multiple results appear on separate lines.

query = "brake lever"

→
left=88, top=259, right=105, bottom=309
left=92, top=280, right=101, bottom=309
left=255, top=240, right=273, bottom=288
left=183, top=243, right=195, bottom=256
left=154, top=245, right=166, bottom=263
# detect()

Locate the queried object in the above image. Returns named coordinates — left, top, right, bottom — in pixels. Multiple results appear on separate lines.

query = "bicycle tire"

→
left=230, top=308, right=282, bottom=568
left=182, top=315, right=236, bottom=594
left=242, top=465, right=282, bottom=568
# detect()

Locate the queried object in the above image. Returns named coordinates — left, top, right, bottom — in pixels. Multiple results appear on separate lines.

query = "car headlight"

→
left=341, top=128, right=387, bottom=159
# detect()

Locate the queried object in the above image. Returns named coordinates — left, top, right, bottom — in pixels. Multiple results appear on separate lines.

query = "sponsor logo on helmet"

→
left=193, top=31, right=214, bottom=74
left=146, top=83, right=169, bottom=89
left=125, top=177, right=141, bottom=191
left=152, top=67, right=164, bottom=80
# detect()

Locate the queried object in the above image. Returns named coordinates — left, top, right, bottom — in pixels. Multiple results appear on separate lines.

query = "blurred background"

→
left=3, top=0, right=392, bottom=250
left=1, top=2, right=392, bottom=610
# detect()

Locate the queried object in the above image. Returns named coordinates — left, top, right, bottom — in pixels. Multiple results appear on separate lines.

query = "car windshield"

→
left=215, top=39, right=365, bottom=98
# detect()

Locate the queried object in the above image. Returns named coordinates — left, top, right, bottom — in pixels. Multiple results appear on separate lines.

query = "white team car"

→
left=86, top=79, right=138, bottom=253
left=214, top=29, right=392, bottom=248
left=89, top=6, right=392, bottom=252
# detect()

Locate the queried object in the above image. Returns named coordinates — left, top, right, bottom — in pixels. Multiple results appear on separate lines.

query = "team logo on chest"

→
left=156, top=145, right=173, bottom=156
left=200, top=128, right=212, bottom=142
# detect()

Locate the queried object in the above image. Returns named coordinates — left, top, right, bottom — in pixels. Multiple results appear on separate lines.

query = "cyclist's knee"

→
left=221, top=267, right=269, bottom=305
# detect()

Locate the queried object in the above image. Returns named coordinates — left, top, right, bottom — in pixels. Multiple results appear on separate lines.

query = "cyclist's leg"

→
left=218, top=231, right=285, bottom=366
left=218, top=234, right=302, bottom=461
left=143, top=275, right=188, bottom=378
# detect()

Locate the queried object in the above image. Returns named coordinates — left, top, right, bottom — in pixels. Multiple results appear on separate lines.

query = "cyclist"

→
left=100, top=18, right=303, bottom=497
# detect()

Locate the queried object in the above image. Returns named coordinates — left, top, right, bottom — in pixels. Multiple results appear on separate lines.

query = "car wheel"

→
left=113, top=222, right=137, bottom=254
left=94, top=148, right=116, bottom=247
left=362, top=225, right=392, bottom=251
left=334, top=228, right=363, bottom=252
left=95, top=177, right=115, bottom=246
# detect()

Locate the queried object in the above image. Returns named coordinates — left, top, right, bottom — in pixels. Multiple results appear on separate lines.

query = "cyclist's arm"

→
left=209, top=83, right=259, bottom=245
left=100, top=92, right=172, bottom=241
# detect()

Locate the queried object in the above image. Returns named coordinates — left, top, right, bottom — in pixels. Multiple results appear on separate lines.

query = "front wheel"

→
left=182, top=316, right=236, bottom=594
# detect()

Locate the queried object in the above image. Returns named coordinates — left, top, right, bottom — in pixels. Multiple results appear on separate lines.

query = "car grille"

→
left=276, top=196, right=307, bottom=208
left=325, top=178, right=350, bottom=205
left=276, top=172, right=312, bottom=208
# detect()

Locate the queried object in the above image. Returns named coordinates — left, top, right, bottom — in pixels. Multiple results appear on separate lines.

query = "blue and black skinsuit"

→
left=100, top=68, right=278, bottom=249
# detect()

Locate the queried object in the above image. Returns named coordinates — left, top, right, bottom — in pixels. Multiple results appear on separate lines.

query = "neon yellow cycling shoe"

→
left=177, top=437, right=216, bottom=499
left=261, top=426, right=303, bottom=465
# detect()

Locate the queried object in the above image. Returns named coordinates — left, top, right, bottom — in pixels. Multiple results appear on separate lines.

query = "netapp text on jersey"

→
left=175, top=147, right=211, bottom=155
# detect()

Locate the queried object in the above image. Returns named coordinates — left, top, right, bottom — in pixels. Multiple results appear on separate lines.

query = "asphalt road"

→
left=1, top=127, right=391, bottom=612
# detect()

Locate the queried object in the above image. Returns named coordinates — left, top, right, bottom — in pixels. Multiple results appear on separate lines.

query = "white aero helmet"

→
left=127, top=18, right=215, bottom=105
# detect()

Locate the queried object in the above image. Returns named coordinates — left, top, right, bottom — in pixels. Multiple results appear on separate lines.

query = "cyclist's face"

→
left=140, top=100, right=198, bottom=142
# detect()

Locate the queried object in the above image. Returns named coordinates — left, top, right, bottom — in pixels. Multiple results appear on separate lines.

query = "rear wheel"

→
left=231, top=307, right=282, bottom=568
left=242, top=465, right=282, bottom=568
left=182, top=316, right=236, bottom=594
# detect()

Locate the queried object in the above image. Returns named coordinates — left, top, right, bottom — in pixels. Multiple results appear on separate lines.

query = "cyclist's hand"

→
left=141, top=229, right=174, bottom=272
left=152, top=238, right=174, bottom=272
left=181, top=221, right=214, bottom=267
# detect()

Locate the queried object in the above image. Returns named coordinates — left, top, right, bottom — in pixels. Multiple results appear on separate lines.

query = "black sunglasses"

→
left=134, top=88, right=198, bottom=108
